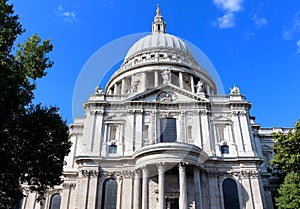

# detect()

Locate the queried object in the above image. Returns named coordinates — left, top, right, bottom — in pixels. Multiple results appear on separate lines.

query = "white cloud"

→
left=213, top=0, right=243, bottom=12
left=282, top=29, right=293, bottom=40
left=293, top=12, right=300, bottom=31
left=297, top=40, right=300, bottom=54
left=253, top=14, right=268, bottom=28
left=212, top=0, right=243, bottom=29
left=282, top=12, right=300, bottom=40
left=55, top=5, right=77, bottom=23
left=215, top=13, right=235, bottom=28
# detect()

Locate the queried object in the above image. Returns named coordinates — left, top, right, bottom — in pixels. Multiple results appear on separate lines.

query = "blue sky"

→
left=10, top=0, right=300, bottom=127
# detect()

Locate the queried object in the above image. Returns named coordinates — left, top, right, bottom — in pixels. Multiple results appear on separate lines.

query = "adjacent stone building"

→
left=21, top=5, right=291, bottom=209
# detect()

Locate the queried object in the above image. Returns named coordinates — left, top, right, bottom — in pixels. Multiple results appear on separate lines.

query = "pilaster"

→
left=200, top=110, right=212, bottom=155
left=135, top=110, right=144, bottom=151
left=124, top=110, right=135, bottom=155
left=193, top=166, right=202, bottom=209
left=92, top=110, right=104, bottom=155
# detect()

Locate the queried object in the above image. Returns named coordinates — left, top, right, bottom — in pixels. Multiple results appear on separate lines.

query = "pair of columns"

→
left=133, top=163, right=202, bottom=209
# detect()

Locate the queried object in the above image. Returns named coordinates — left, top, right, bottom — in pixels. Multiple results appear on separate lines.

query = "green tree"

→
left=0, top=0, right=71, bottom=208
left=271, top=120, right=300, bottom=209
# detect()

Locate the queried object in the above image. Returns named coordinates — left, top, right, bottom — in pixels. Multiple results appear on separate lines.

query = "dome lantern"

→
left=152, top=4, right=166, bottom=33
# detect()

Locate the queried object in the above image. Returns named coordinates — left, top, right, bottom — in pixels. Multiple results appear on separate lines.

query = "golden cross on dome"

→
left=156, top=4, right=161, bottom=16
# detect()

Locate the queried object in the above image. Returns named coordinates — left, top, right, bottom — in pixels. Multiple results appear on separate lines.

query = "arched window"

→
left=49, top=193, right=61, bottom=209
left=101, top=178, right=118, bottom=209
left=222, top=178, right=240, bottom=209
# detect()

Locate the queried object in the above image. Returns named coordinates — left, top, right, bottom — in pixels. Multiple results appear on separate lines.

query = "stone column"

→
left=190, top=76, right=194, bottom=93
left=142, top=166, right=149, bottom=209
left=114, top=83, right=118, bottom=95
left=193, top=166, right=202, bottom=209
left=179, top=72, right=183, bottom=88
left=133, top=169, right=142, bottom=209
left=206, top=84, right=210, bottom=95
left=155, top=71, right=159, bottom=87
left=157, top=163, right=166, bottom=209
left=142, top=72, right=146, bottom=91
left=121, top=79, right=125, bottom=95
left=179, top=163, right=188, bottom=209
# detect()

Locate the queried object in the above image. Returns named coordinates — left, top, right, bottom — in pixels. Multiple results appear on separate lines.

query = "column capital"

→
left=179, top=162, right=188, bottom=170
left=134, top=169, right=142, bottom=178
left=142, top=166, right=149, bottom=177
left=156, top=162, right=165, bottom=170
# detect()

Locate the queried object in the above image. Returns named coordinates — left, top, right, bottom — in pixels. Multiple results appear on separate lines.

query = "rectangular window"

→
left=160, top=118, right=177, bottom=142
left=108, top=145, right=117, bottom=154
left=221, top=145, right=229, bottom=154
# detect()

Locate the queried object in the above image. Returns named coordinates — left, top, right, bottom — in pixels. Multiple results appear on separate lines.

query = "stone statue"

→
left=162, top=69, right=171, bottom=84
left=130, top=81, right=137, bottom=94
left=230, top=85, right=240, bottom=94
left=196, top=80, right=204, bottom=93
left=95, top=85, right=103, bottom=94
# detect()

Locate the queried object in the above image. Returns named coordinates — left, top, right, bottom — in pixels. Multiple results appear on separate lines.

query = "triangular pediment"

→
left=127, top=83, right=209, bottom=103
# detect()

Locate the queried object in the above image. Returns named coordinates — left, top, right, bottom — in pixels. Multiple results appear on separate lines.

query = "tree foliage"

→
left=276, top=172, right=300, bottom=209
left=271, top=120, right=300, bottom=209
left=0, top=0, right=71, bottom=208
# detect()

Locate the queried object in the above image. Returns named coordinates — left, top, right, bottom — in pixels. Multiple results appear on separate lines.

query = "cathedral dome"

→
left=124, top=33, right=193, bottom=61
left=105, top=5, right=217, bottom=96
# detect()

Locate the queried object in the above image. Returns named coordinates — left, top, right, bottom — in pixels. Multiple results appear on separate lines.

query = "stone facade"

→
left=20, top=5, right=292, bottom=209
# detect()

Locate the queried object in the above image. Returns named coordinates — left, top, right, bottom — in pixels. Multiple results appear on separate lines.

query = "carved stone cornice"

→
left=159, top=111, right=180, bottom=118
left=63, top=183, right=76, bottom=189
left=238, top=170, right=259, bottom=179
left=216, top=170, right=259, bottom=179
left=199, top=110, right=210, bottom=115
left=81, top=170, right=98, bottom=177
